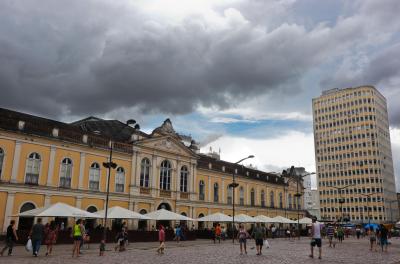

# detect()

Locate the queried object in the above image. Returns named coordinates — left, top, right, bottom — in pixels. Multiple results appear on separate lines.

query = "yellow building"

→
left=312, top=85, right=398, bottom=223
left=0, top=108, right=303, bottom=232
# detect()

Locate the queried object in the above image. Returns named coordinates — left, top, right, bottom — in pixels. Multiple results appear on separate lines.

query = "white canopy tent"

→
left=234, top=214, right=260, bottom=223
left=97, top=206, right=150, bottom=220
left=272, top=216, right=297, bottom=224
left=298, top=217, right=313, bottom=224
left=145, top=209, right=193, bottom=221
left=17, top=203, right=101, bottom=218
left=254, top=215, right=275, bottom=223
left=197, top=212, right=232, bottom=222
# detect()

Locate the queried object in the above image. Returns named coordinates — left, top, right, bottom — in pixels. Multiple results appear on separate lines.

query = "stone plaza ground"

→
left=1, top=237, right=400, bottom=264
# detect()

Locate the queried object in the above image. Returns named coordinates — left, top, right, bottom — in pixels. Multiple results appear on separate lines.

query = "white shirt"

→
left=312, top=222, right=322, bottom=239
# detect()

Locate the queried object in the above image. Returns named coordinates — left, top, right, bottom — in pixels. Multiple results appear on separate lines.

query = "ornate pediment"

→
left=137, top=136, right=197, bottom=158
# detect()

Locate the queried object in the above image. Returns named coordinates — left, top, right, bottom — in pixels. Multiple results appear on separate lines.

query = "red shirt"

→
left=159, top=229, right=165, bottom=242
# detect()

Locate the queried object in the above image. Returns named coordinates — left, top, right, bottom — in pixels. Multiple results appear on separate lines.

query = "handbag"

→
left=264, top=239, right=270, bottom=248
left=25, top=239, right=33, bottom=252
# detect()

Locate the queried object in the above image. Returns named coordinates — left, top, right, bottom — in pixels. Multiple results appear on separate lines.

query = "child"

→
left=99, top=239, right=105, bottom=256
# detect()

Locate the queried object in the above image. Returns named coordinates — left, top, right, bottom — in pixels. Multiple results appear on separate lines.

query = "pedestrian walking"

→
left=1, top=220, right=18, bottom=256
left=309, top=217, right=322, bottom=259
left=368, top=227, right=377, bottom=252
left=175, top=225, right=181, bottom=243
left=285, top=228, right=291, bottom=240
left=356, top=226, right=361, bottom=239
left=215, top=224, right=222, bottom=243
left=378, top=224, right=388, bottom=252
left=251, top=223, right=266, bottom=255
left=156, top=225, right=165, bottom=255
left=72, top=219, right=84, bottom=258
left=30, top=218, right=44, bottom=257
left=326, top=224, right=335, bottom=248
left=99, top=239, right=106, bottom=256
left=44, top=221, right=58, bottom=256
left=237, top=224, right=250, bottom=255
left=337, top=226, right=344, bottom=243
left=271, top=225, right=277, bottom=239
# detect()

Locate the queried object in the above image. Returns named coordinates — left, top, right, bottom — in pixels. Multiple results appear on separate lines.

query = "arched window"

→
left=87, top=206, right=98, bottom=213
left=227, top=186, right=233, bottom=204
left=279, top=192, right=283, bottom=208
left=59, top=158, right=72, bottom=188
left=89, top=163, right=100, bottom=190
left=213, top=183, right=219, bottom=202
left=239, top=187, right=244, bottom=205
left=288, top=194, right=292, bottom=209
left=160, top=160, right=171, bottom=190
left=0, top=148, right=4, bottom=179
left=180, top=166, right=188, bottom=192
left=199, top=180, right=205, bottom=200
left=115, top=167, right=125, bottom=192
left=25, top=152, right=41, bottom=185
left=250, top=188, right=255, bottom=206
left=198, top=213, right=205, bottom=230
left=261, top=190, right=265, bottom=207
left=270, top=191, right=274, bottom=207
left=140, top=158, right=150, bottom=188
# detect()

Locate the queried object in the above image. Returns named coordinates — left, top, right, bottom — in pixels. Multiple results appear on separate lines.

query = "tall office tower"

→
left=312, top=85, right=398, bottom=223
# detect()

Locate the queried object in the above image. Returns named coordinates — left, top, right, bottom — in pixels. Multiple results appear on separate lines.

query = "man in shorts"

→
left=326, top=224, right=335, bottom=248
left=251, top=223, right=266, bottom=255
left=309, top=217, right=323, bottom=259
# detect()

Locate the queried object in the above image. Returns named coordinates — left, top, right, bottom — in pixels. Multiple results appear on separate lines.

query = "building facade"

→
left=312, top=85, right=398, bottom=223
left=0, top=108, right=303, bottom=232
left=303, top=173, right=321, bottom=220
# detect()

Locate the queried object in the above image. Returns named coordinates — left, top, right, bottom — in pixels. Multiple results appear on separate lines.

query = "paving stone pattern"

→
left=1, top=237, right=400, bottom=264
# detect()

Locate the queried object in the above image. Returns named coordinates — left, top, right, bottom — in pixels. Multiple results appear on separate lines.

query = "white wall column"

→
left=43, top=195, right=51, bottom=224
left=10, top=141, right=22, bottom=183
left=78, top=153, right=86, bottom=189
left=222, top=179, right=225, bottom=204
left=3, top=192, right=15, bottom=232
left=130, top=150, right=137, bottom=188
left=208, top=176, right=211, bottom=202
left=46, top=146, right=57, bottom=186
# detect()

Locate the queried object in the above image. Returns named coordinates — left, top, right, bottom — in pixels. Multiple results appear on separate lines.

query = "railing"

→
left=160, top=190, right=171, bottom=197
left=140, top=187, right=151, bottom=195
left=180, top=192, right=189, bottom=199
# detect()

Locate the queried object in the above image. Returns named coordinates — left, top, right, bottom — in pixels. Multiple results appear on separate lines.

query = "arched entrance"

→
left=198, top=213, right=205, bottom=230
left=180, top=212, right=187, bottom=227
left=138, top=209, right=148, bottom=231
left=157, top=202, right=172, bottom=228
left=18, top=202, right=36, bottom=230
left=85, top=206, right=97, bottom=231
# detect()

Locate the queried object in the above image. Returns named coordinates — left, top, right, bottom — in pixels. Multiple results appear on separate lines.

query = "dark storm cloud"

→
left=0, top=0, right=399, bottom=120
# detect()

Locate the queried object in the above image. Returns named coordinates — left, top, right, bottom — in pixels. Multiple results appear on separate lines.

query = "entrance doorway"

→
left=18, top=202, right=35, bottom=230
left=157, top=203, right=172, bottom=228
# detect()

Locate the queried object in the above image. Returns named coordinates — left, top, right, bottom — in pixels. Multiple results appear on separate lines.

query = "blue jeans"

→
left=32, top=239, right=41, bottom=255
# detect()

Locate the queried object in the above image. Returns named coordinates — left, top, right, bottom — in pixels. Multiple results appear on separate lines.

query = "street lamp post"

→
left=331, top=184, right=355, bottom=225
left=283, top=167, right=314, bottom=240
left=101, top=120, right=139, bottom=246
left=230, top=155, right=254, bottom=244
left=360, top=193, right=378, bottom=225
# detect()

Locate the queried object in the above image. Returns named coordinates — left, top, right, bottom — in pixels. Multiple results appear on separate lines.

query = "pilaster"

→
left=46, top=146, right=57, bottom=186
left=3, top=192, right=15, bottom=232
left=10, top=141, right=22, bottom=183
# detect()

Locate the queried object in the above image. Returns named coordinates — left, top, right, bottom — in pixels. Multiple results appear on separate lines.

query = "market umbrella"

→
left=298, top=217, right=313, bottom=224
left=145, top=209, right=193, bottom=221
left=272, top=216, right=296, bottom=224
left=254, top=215, right=275, bottom=223
left=97, top=206, right=150, bottom=220
left=234, top=214, right=260, bottom=223
left=197, top=212, right=232, bottom=222
left=17, top=203, right=101, bottom=218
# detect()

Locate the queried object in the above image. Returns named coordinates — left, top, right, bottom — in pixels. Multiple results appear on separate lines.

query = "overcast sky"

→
left=1, top=0, right=399, bottom=189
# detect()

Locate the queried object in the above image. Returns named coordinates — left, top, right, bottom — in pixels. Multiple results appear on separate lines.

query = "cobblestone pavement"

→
left=1, top=237, right=400, bottom=264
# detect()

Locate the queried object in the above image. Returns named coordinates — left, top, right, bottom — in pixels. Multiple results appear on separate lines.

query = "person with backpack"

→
left=30, top=218, right=44, bottom=257
left=1, top=220, right=18, bottom=256
left=237, top=224, right=250, bottom=255
left=251, top=223, right=266, bottom=255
